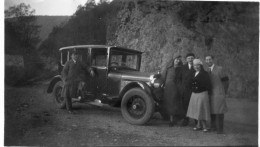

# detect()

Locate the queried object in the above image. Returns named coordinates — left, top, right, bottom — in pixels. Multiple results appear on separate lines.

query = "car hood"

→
left=111, top=69, right=153, bottom=82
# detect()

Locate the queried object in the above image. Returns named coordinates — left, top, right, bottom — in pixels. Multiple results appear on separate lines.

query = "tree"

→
left=39, top=0, right=114, bottom=57
left=5, top=3, right=40, bottom=55
left=5, top=3, right=43, bottom=83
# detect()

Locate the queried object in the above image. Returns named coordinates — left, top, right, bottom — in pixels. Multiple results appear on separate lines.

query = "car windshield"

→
left=110, top=50, right=140, bottom=71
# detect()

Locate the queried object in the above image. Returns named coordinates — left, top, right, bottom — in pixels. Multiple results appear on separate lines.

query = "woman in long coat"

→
left=161, top=55, right=183, bottom=127
left=186, top=59, right=211, bottom=132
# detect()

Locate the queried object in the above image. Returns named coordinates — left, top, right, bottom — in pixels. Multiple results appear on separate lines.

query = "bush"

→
left=5, top=66, right=26, bottom=86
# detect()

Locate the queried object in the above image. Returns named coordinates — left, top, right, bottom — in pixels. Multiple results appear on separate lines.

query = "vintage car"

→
left=47, top=45, right=166, bottom=125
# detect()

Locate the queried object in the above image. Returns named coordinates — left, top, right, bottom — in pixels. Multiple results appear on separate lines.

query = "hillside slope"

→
left=107, top=1, right=258, bottom=99
left=36, top=16, right=70, bottom=42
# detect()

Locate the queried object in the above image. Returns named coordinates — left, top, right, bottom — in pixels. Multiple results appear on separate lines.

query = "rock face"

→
left=107, top=0, right=258, bottom=99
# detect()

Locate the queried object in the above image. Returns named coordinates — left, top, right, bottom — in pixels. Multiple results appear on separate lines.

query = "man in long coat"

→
left=62, top=50, right=94, bottom=114
left=180, top=53, right=196, bottom=126
left=205, top=55, right=229, bottom=134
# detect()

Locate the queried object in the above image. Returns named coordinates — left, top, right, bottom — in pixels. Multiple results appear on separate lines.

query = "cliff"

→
left=107, top=0, right=259, bottom=99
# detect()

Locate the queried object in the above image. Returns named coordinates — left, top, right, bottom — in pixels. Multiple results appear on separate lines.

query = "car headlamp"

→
left=149, top=74, right=162, bottom=88
left=149, top=75, right=155, bottom=84
left=153, top=82, right=160, bottom=88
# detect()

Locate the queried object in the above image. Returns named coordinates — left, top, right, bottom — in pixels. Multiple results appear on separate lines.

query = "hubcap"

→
left=127, top=95, right=146, bottom=119
left=132, top=105, right=137, bottom=109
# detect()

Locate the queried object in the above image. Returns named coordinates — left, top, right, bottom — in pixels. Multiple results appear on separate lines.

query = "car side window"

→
left=93, top=55, right=106, bottom=66
left=91, top=48, right=107, bottom=67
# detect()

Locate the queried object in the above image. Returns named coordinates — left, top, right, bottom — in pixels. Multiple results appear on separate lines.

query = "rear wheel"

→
left=121, top=88, right=155, bottom=125
left=52, top=81, right=66, bottom=109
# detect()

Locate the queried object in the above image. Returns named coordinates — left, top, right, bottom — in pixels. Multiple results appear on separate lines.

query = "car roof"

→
left=59, top=45, right=143, bottom=54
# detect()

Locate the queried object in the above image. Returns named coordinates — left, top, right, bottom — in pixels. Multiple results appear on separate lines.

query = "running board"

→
left=88, top=99, right=107, bottom=107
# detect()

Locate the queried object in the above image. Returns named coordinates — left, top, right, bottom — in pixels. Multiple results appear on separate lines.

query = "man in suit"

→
left=180, top=53, right=196, bottom=126
left=205, top=55, right=229, bottom=134
left=62, top=50, right=94, bottom=114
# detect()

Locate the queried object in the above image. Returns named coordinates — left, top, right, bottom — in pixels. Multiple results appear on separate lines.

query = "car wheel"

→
left=121, top=88, right=155, bottom=125
left=52, top=81, right=66, bottom=109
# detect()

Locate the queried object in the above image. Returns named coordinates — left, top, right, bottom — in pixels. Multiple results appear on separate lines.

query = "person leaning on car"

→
left=61, top=49, right=94, bottom=114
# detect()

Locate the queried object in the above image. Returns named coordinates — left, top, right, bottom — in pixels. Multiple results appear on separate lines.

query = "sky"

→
left=4, top=0, right=258, bottom=16
left=4, top=0, right=101, bottom=16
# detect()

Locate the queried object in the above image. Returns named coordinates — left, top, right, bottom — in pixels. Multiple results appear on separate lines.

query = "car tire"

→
left=52, top=81, right=66, bottom=109
left=121, top=88, right=155, bottom=125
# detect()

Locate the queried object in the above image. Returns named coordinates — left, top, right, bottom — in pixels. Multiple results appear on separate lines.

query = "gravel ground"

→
left=4, top=82, right=258, bottom=146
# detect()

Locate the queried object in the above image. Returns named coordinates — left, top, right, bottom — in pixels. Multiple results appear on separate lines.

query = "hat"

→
left=173, top=54, right=182, bottom=60
left=71, top=48, right=79, bottom=55
left=186, top=53, right=195, bottom=58
left=193, top=59, right=203, bottom=65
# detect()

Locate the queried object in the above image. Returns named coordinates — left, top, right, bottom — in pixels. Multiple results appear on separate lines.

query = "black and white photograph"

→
left=4, top=0, right=259, bottom=146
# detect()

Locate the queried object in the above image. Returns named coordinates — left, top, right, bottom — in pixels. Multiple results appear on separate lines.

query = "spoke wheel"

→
left=121, top=88, right=155, bottom=125
left=52, top=81, right=66, bottom=109
left=127, top=96, right=146, bottom=119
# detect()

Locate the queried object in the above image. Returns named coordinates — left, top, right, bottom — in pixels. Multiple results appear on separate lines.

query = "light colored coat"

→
left=207, top=65, right=228, bottom=114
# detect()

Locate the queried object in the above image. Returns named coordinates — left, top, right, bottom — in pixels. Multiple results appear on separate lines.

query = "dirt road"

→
left=5, top=82, right=258, bottom=146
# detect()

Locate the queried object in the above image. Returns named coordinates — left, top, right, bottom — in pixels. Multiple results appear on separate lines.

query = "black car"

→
left=47, top=45, right=166, bottom=125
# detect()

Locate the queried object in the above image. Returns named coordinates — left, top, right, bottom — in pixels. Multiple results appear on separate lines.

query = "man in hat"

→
left=62, top=50, right=94, bottom=114
left=205, top=55, right=229, bottom=134
left=180, top=53, right=196, bottom=126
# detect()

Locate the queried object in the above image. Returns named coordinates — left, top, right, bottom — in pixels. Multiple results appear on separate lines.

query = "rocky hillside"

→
left=107, top=1, right=258, bottom=99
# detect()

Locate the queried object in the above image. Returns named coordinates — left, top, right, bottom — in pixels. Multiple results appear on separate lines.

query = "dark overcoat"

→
left=186, top=70, right=211, bottom=121
left=161, top=60, right=183, bottom=116
left=61, top=60, right=92, bottom=98
left=180, top=63, right=196, bottom=114
left=190, top=70, right=211, bottom=93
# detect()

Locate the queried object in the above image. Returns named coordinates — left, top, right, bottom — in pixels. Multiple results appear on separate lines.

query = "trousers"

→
left=63, top=81, right=80, bottom=111
left=211, top=114, right=224, bottom=133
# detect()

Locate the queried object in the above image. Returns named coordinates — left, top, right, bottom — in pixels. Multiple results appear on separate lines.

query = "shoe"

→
left=68, top=110, right=74, bottom=114
left=193, top=127, right=202, bottom=131
left=203, top=129, right=208, bottom=132
left=169, top=122, right=175, bottom=127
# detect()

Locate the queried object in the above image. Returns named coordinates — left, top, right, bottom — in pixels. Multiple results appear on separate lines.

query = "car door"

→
left=88, top=48, right=108, bottom=98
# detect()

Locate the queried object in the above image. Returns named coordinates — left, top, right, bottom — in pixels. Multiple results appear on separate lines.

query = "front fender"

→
left=47, top=75, right=63, bottom=93
left=119, top=81, right=154, bottom=101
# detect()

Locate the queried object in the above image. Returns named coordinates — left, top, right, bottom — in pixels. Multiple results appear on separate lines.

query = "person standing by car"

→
left=205, top=55, right=229, bottom=134
left=161, top=55, right=183, bottom=127
left=186, top=59, right=211, bottom=132
left=62, top=50, right=94, bottom=114
left=180, top=53, right=196, bottom=126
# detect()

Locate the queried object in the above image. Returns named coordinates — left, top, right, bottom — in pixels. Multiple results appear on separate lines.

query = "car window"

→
left=77, top=48, right=90, bottom=66
left=110, top=50, right=140, bottom=70
left=91, top=48, right=108, bottom=67
left=93, top=55, right=106, bottom=66
left=126, top=55, right=138, bottom=69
